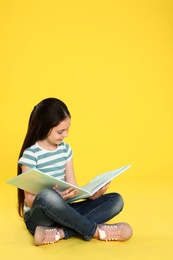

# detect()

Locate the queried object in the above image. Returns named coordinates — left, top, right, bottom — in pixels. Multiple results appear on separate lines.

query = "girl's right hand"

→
left=53, top=185, right=78, bottom=200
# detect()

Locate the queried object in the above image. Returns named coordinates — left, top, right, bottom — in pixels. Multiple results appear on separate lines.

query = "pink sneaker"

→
left=98, top=222, right=133, bottom=241
left=34, top=226, right=60, bottom=246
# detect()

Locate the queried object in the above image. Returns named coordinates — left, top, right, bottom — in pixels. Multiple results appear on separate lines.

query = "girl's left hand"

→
left=88, top=182, right=111, bottom=200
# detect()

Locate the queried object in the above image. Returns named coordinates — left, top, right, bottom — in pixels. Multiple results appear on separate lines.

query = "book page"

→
left=82, top=165, right=131, bottom=194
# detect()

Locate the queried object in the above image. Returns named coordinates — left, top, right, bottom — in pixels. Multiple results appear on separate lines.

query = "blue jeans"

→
left=24, top=189, right=124, bottom=241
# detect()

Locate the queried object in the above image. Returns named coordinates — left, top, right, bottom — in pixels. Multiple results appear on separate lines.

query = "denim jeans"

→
left=24, top=189, right=124, bottom=241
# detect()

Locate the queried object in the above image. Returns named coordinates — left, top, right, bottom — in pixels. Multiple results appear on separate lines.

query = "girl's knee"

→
left=112, top=192, right=124, bottom=212
left=118, top=193, right=124, bottom=209
left=36, top=188, right=62, bottom=204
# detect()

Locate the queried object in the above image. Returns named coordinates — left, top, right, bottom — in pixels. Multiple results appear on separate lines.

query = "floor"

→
left=1, top=177, right=173, bottom=260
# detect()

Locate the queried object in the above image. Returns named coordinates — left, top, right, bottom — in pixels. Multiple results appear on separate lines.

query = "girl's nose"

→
left=62, top=130, right=68, bottom=138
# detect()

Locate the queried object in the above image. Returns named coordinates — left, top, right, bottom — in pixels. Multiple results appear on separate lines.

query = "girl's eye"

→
left=58, top=131, right=63, bottom=134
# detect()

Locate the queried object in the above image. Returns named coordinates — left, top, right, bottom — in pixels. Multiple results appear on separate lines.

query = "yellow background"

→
left=0, top=0, right=172, bottom=259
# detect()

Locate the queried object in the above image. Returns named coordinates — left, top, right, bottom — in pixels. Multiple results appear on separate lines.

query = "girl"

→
left=17, top=97, right=132, bottom=246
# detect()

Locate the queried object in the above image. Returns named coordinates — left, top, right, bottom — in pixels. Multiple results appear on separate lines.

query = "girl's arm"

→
left=64, top=157, right=78, bottom=186
left=53, top=157, right=79, bottom=199
left=21, top=165, right=36, bottom=208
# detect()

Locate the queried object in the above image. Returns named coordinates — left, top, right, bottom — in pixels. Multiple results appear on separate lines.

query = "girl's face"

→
left=47, top=117, right=71, bottom=146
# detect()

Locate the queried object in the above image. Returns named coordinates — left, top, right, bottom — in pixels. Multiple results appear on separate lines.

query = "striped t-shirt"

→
left=18, top=142, right=73, bottom=181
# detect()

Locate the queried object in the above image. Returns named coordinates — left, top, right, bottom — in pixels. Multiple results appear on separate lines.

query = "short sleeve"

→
left=18, top=148, right=37, bottom=168
left=64, top=142, right=73, bottom=162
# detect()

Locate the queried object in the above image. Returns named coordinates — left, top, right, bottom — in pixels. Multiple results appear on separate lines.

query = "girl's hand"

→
left=88, top=182, right=111, bottom=200
left=53, top=185, right=78, bottom=200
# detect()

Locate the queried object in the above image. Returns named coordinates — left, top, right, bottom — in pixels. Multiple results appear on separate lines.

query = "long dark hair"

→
left=17, top=98, right=71, bottom=217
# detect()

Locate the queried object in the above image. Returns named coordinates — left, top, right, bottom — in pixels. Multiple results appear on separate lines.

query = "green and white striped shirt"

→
left=18, top=142, right=73, bottom=181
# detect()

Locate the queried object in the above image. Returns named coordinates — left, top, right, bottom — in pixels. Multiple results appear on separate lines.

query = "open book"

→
left=7, top=165, right=131, bottom=203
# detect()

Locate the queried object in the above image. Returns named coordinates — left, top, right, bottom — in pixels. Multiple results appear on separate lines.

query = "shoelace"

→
left=42, top=228, right=60, bottom=244
left=98, top=225, right=122, bottom=241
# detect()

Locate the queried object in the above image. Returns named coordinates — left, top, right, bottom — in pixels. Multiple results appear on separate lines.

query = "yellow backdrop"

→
left=0, top=1, right=172, bottom=259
